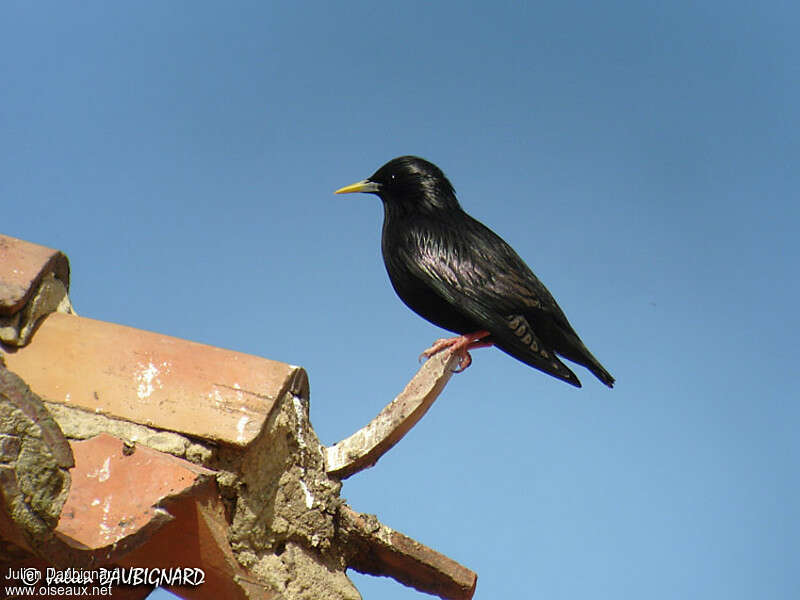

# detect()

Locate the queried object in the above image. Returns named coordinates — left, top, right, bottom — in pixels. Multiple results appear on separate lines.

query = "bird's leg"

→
left=419, top=330, right=493, bottom=372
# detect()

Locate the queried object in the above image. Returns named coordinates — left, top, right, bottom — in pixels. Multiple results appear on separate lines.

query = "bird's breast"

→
left=381, top=223, right=478, bottom=335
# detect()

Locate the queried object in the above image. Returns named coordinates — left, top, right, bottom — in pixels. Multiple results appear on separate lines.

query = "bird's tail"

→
left=552, top=331, right=615, bottom=388
left=587, top=360, right=615, bottom=388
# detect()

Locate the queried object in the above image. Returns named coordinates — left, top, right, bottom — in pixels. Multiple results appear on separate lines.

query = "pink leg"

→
left=419, top=330, right=493, bottom=372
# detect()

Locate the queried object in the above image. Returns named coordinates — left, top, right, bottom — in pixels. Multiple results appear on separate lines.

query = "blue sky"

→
left=2, top=2, right=799, bottom=599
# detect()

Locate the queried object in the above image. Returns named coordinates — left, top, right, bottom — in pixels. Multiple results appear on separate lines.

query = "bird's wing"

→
left=398, top=216, right=583, bottom=386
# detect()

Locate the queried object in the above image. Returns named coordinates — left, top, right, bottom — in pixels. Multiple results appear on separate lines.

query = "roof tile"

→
left=55, top=433, right=215, bottom=558
left=2, top=313, right=308, bottom=446
left=0, top=234, right=69, bottom=317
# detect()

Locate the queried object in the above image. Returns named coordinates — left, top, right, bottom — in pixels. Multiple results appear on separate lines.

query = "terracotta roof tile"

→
left=0, top=234, right=69, bottom=317
left=56, top=433, right=215, bottom=560
left=119, top=483, right=273, bottom=600
left=339, top=505, right=477, bottom=600
left=2, top=312, right=308, bottom=447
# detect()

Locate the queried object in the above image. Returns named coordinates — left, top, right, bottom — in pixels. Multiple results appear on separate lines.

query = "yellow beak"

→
left=334, top=179, right=381, bottom=194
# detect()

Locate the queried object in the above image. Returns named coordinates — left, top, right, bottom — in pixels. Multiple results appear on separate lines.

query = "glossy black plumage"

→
left=336, top=156, right=614, bottom=388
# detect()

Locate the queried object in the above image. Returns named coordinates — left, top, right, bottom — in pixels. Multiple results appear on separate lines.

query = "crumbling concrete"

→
left=227, top=391, right=359, bottom=600
left=0, top=362, right=74, bottom=563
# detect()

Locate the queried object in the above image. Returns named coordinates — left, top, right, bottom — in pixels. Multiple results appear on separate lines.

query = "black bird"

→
left=335, top=156, right=614, bottom=388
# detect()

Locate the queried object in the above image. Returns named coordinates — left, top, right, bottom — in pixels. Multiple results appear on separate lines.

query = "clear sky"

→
left=3, top=2, right=799, bottom=599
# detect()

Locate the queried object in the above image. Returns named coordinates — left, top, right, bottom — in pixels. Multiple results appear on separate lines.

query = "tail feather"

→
left=490, top=312, right=614, bottom=388
left=554, top=335, right=615, bottom=388
left=587, top=360, right=615, bottom=388
left=498, top=341, right=583, bottom=388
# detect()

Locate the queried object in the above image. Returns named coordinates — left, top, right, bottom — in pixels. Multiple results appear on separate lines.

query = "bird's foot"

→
left=419, top=331, right=493, bottom=372
left=418, top=337, right=460, bottom=361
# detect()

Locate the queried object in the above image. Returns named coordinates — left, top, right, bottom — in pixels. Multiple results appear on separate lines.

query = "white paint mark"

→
left=299, top=479, right=314, bottom=509
left=209, top=389, right=223, bottom=406
left=236, top=416, right=250, bottom=443
left=135, top=360, right=171, bottom=400
left=87, top=456, right=111, bottom=482
left=91, top=498, right=100, bottom=506
left=98, top=457, right=110, bottom=482
left=136, top=362, right=159, bottom=399
left=98, top=495, right=113, bottom=541
left=65, top=393, right=71, bottom=402
left=292, top=395, right=307, bottom=449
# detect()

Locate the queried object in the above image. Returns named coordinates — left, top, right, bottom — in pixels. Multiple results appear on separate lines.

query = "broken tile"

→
left=56, top=433, right=215, bottom=560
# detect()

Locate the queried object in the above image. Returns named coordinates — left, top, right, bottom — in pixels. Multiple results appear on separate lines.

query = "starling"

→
left=335, top=156, right=614, bottom=388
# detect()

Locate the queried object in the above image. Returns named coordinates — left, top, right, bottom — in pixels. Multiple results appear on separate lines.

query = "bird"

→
left=335, top=156, right=614, bottom=388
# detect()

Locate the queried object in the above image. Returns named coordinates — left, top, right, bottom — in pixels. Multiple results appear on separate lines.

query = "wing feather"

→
left=393, top=214, right=583, bottom=386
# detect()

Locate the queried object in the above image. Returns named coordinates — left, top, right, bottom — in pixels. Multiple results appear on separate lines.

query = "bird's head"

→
left=335, top=156, right=461, bottom=215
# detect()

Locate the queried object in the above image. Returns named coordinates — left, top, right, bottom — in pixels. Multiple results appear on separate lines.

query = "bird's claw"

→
left=418, top=331, right=491, bottom=372
left=452, top=351, right=473, bottom=373
left=419, top=337, right=458, bottom=363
